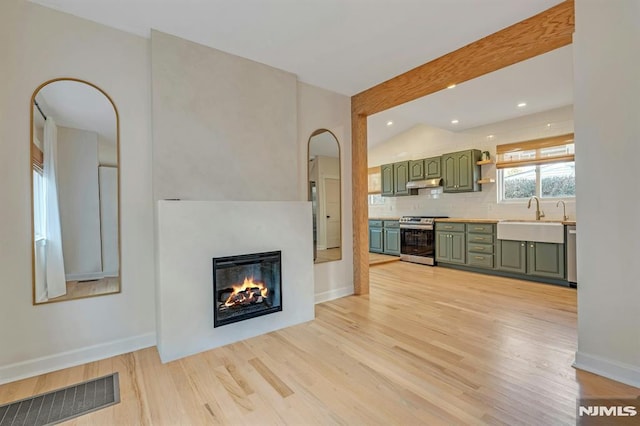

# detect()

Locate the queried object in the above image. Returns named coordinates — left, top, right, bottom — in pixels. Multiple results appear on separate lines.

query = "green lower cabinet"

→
left=435, top=231, right=465, bottom=264
left=369, top=227, right=383, bottom=253
left=496, top=240, right=565, bottom=279
left=496, top=240, right=527, bottom=274
left=383, top=228, right=400, bottom=256
left=527, top=242, right=565, bottom=279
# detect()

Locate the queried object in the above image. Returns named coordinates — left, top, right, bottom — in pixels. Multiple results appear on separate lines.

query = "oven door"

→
left=400, top=226, right=436, bottom=265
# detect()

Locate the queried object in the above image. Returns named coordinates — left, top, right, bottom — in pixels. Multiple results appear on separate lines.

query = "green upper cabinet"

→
left=424, top=156, right=441, bottom=179
left=393, top=161, right=410, bottom=195
left=409, top=159, right=425, bottom=181
left=380, top=164, right=394, bottom=196
left=442, top=149, right=482, bottom=192
left=380, top=161, right=418, bottom=197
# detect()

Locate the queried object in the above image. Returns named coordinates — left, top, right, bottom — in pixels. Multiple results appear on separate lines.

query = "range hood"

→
left=405, top=178, right=442, bottom=189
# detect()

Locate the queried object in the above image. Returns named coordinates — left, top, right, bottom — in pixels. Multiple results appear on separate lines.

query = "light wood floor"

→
left=368, top=252, right=400, bottom=265
left=315, top=247, right=342, bottom=263
left=46, top=277, right=120, bottom=302
left=2, top=263, right=638, bottom=425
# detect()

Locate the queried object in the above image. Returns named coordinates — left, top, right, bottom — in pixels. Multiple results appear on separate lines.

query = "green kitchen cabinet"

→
left=383, top=227, right=401, bottom=256
left=380, top=164, right=394, bottom=196
left=467, top=223, right=495, bottom=269
left=424, top=156, right=442, bottom=179
left=409, top=159, right=425, bottom=181
left=380, top=162, right=418, bottom=197
left=496, top=240, right=565, bottom=279
left=393, top=161, right=411, bottom=195
left=369, top=221, right=384, bottom=253
left=496, top=240, right=527, bottom=274
left=527, top=242, right=565, bottom=279
left=442, top=149, right=481, bottom=192
left=435, top=223, right=466, bottom=264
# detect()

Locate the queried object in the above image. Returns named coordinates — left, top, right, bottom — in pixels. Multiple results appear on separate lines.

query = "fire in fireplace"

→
left=212, top=251, right=282, bottom=327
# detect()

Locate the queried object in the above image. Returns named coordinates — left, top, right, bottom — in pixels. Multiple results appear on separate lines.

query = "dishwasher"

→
left=566, top=225, right=577, bottom=286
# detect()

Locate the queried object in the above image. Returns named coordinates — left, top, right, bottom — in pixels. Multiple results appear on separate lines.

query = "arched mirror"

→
left=308, top=129, right=341, bottom=263
left=31, top=78, right=120, bottom=304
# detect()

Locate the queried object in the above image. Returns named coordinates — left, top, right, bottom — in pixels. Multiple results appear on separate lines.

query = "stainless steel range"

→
left=399, top=216, right=448, bottom=265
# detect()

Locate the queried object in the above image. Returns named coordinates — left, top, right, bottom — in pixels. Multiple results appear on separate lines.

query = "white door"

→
left=324, top=178, right=341, bottom=249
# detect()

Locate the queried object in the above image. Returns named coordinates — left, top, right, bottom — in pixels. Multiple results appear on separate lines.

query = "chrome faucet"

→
left=527, top=196, right=545, bottom=220
left=556, top=200, right=568, bottom=221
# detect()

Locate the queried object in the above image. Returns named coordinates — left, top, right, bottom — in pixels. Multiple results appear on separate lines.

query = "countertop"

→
left=435, top=218, right=576, bottom=225
left=368, top=217, right=576, bottom=225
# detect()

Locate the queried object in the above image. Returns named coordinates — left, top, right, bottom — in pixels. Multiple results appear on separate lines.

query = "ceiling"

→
left=30, top=0, right=564, bottom=96
left=367, top=44, right=574, bottom=148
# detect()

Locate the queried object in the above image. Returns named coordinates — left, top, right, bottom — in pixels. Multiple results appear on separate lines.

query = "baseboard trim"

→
left=315, top=286, right=353, bottom=304
left=573, top=351, right=640, bottom=388
left=0, top=333, right=156, bottom=386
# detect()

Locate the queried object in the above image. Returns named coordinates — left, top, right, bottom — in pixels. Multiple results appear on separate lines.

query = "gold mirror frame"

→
left=308, top=129, right=342, bottom=264
left=30, top=77, right=121, bottom=305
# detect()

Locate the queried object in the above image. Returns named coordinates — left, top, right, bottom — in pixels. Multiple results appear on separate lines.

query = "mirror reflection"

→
left=31, top=79, right=120, bottom=304
left=308, top=129, right=342, bottom=264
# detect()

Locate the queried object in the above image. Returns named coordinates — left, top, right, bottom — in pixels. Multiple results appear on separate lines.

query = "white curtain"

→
left=43, top=117, right=67, bottom=299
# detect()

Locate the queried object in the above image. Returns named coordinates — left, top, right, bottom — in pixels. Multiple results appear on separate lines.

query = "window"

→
left=497, top=133, right=575, bottom=201
left=32, top=143, right=45, bottom=240
left=33, top=168, right=45, bottom=239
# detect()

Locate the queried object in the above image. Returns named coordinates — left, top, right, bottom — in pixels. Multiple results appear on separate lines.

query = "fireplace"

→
left=212, top=251, right=282, bottom=327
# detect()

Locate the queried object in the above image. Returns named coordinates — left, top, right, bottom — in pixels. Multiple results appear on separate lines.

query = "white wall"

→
left=573, top=0, right=640, bottom=387
left=368, top=106, right=575, bottom=221
left=156, top=201, right=314, bottom=362
left=297, top=82, right=354, bottom=303
left=0, top=1, right=155, bottom=384
left=57, top=127, right=103, bottom=279
left=151, top=31, right=298, bottom=202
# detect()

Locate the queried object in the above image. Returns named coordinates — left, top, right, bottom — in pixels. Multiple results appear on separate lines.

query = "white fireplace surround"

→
left=156, top=200, right=315, bottom=362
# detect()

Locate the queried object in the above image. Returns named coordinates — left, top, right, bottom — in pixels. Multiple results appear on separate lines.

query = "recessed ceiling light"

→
left=447, top=84, right=456, bottom=89
left=517, top=102, right=527, bottom=108
left=451, top=119, right=459, bottom=124
left=487, top=134, right=495, bottom=139
left=386, top=120, right=393, bottom=126
left=546, top=123, right=552, bottom=127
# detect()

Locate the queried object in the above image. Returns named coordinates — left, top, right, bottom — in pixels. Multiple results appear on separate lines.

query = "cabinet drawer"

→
left=467, top=253, right=494, bottom=268
left=369, top=220, right=383, bottom=228
left=467, top=224, right=494, bottom=234
left=436, top=222, right=465, bottom=232
left=468, top=242, right=494, bottom=254
left=467, top=234, right=494, bottom=244
left=383, top=220, right=400, bottom=228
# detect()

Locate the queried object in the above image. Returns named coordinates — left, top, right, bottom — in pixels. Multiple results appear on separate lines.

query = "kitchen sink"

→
left=496, top=220, right=565, bottom=243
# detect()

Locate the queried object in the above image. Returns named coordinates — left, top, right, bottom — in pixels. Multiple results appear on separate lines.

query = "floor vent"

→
left=0, top=373, right=119, bottom=426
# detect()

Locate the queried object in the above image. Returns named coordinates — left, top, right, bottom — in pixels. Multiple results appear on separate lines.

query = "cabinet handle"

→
left=474, top=256, right=484, bottom=260
left=476, top=237, right=486, bottom=240
left=444, top=226, right=453, bottom=229
left=530, top=244, right=534, bottom=248
left=473, top=227, right=484, bottom=231
left=474, top=246, right=483, bottom=250
left=521, top=243, right=525, bottom=247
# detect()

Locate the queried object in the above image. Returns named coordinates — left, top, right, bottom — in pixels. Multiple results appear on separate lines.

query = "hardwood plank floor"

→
left=368, top=252, right=400, bottom=266
left=1, top=262, right=638, bottom=425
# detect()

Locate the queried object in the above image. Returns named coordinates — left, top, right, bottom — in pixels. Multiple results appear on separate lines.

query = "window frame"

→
left=497, top=161, right=576, bottom=203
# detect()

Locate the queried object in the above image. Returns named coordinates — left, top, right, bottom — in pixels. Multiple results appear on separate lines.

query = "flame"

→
left=224, top=277, right=268, bottom=307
